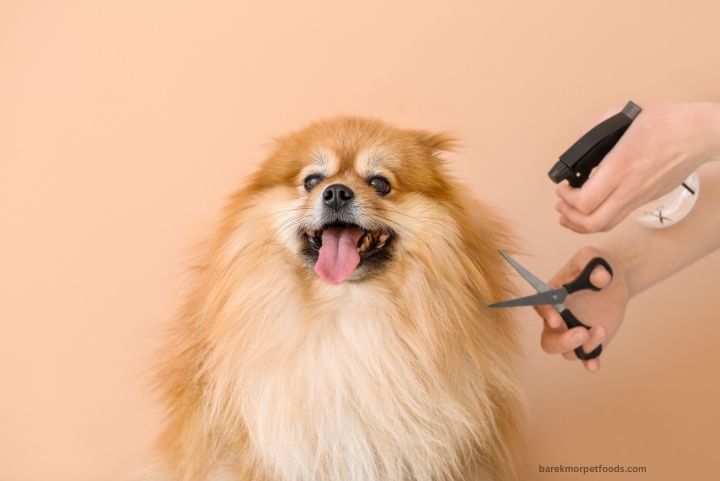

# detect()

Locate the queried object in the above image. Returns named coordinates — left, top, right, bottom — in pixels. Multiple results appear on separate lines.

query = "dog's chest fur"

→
left=232, top=282, right=486, bottom=481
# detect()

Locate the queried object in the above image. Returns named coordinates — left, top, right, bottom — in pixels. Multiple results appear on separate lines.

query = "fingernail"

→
left=573, top=331, right=588, bottom=343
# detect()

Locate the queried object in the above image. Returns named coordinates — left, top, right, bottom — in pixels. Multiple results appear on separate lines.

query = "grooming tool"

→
left=548, top=101, right=641, bottom=187
left=489, top=251, right=613, bottom=360
left=549, top=100, right=699, bottom=228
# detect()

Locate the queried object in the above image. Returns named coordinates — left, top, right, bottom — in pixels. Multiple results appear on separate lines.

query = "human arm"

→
left=537, top=161, right=720, bottom=372
left=555, top=101, right=720, bottom=233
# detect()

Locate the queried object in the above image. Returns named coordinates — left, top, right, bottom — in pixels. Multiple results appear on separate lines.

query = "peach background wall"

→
left=2, top=1, right=719, bottom=480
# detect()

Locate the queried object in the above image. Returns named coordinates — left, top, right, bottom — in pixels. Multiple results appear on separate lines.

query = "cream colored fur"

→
left=152, top=118, right=521, bottom=481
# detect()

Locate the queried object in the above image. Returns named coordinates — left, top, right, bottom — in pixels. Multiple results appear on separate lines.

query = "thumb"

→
left=549, top=247, right=604, bottom=286
left=556, top=150, right=623, bottom=216
left=589, top=264, right=613, bottom=289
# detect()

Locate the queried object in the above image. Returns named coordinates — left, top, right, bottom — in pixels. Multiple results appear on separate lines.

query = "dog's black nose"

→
left=323, top=183, right=354, bottom=210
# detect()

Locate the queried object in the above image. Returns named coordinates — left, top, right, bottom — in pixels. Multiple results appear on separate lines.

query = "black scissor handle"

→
left=561, top=257, right=613, bottom=360
left=563, top=257, right=613, bottom=295
left=561, top=309, right=603, bottom=360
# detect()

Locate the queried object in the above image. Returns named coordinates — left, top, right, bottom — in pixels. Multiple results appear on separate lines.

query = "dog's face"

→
left=248, top=118, right=457, bottom=285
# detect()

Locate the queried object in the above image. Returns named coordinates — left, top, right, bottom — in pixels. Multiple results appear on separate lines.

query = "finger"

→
left=545, top=247, right=605, bottom=300
left=558, top=169, right=647, bottom=233
left=554, top=103, right=627, bottom=215
left=541, top=326, right=589, bottom=354
left=580, top=325, right=607, bottom=359
left=546, top=250, right=588, bottom=287
left=534, top=304, right=564, bottom=329
left=589, top=264, right=612, bottom=289
left=556, top=197, right=623, bottom=233
left=559, top=214, right=585, bottom=234
left=563, top=325, right=606, bottom=364
left=555, top=157, right=621, bottom=215
left=556, top=200, right=589, bottom=233
left=556, top=200, right=592, bottom=232
left=583, top=358, right=601, bottom=372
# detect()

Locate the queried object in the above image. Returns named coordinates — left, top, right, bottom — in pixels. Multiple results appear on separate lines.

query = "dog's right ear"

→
left=409, top=130, right=459, bottom=155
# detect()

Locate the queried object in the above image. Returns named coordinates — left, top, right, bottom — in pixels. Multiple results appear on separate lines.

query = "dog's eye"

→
left=368, top=176, right=391, bottom=196
left=303, top=174, right=324, bottom=192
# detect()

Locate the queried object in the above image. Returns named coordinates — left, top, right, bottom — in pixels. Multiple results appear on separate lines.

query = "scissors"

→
left=489, top=251, right=613, bottom=360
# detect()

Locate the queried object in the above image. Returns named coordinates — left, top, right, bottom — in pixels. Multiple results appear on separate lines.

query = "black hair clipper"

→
left=548, top=101, right=641, bottom=187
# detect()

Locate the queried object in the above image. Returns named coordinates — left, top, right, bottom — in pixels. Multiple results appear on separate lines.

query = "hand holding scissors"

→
left=490, top=251, right=614, bottom=360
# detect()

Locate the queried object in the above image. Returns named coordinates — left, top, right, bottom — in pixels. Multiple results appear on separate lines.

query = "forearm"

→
left=603, top=160, right=720, bottom=297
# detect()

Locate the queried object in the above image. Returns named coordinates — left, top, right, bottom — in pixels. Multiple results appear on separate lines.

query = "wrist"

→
left=612, top=247, right=643, bottom=300
left=600, top=225, right=651, bottom=299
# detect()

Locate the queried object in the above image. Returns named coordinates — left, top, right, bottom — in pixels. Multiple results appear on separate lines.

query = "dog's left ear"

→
left=410, top=130, right=458, bottom=154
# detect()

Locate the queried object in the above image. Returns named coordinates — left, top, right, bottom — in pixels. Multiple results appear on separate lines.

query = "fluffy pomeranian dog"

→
left=152, top=118, right=521, bottom=481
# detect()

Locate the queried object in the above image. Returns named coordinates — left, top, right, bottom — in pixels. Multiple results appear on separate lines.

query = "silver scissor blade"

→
left=498, top=250, right=552, bottom=293
left=488, top=288, right=567, bottom=309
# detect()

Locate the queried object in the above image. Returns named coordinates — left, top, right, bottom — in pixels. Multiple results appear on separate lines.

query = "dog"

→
left=151, top=117, right=521, bottom=481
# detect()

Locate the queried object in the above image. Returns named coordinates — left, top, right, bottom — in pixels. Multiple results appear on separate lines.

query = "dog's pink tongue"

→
left=315, top=226, right=364, bottom=284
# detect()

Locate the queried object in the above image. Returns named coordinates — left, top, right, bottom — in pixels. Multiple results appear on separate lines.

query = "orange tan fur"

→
left=151, top=118, right=521, bottom=481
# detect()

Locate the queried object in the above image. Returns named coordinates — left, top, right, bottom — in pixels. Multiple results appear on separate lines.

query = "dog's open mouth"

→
left=304, top=222, right=392, bottom=284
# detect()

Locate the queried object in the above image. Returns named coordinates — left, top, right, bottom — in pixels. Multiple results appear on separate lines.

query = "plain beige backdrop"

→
left=2, top=1, right=719, bottom=480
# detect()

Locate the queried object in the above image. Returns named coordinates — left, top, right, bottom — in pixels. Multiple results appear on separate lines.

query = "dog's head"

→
left=244, top=117, right=464, bottom=285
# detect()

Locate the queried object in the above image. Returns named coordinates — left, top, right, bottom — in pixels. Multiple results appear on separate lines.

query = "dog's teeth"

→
left=358, top=233, right=373, bottom=252
left=376, top=232, right=389, bottom=248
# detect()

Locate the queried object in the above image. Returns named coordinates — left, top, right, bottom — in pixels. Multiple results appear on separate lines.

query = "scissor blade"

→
left=489, top=288, right=567, bottom=308
left=498, top=250, right=552, bottom=293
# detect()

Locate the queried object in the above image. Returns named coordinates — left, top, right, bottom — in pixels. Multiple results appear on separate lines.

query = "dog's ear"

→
left=410, top=130, right=459, bottom=154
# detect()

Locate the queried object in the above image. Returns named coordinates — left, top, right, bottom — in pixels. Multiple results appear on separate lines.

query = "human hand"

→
left=556, top=101, right=720, bottom=233
left=534, top=247, right=631, bottom=372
